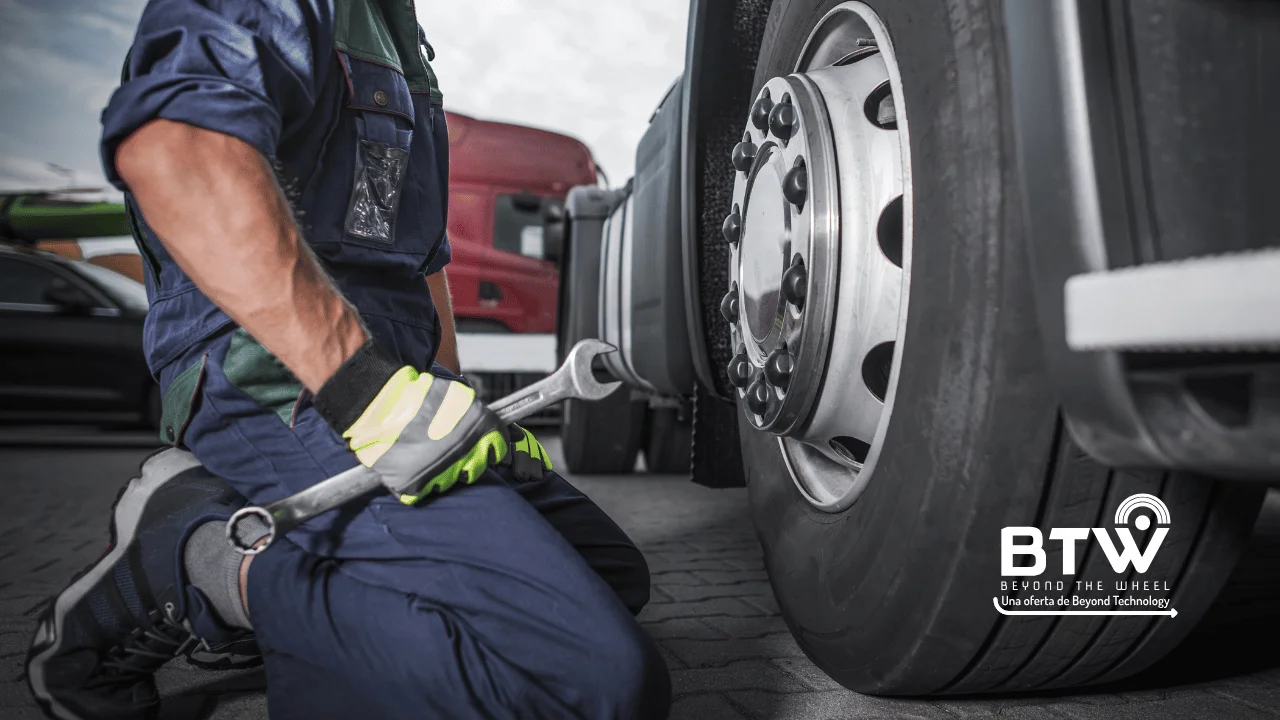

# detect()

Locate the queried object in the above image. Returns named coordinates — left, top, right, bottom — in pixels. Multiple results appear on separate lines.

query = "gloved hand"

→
left=312, top=341, right=508, bottom=505
left=503, top=424, right=553, bottom=482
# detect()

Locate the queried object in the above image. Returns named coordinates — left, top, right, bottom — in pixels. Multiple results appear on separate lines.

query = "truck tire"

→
left=643, top=408, right=692, bottom=475
left=562, top=396, right=643, bottom=475
left=560, top=190, right=645, bottom=475
left=729, top=0, right=1266, bottom=695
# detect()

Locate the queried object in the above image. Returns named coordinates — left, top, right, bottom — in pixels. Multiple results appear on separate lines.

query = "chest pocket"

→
left=338, top=52, right=417, bottom=246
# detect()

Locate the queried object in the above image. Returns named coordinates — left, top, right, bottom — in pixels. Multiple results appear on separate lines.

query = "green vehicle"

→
left=0, top=191, right=130, bottom=243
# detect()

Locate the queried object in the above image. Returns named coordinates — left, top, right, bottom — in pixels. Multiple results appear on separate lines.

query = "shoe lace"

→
left=100, top=603, right=197, bottom=676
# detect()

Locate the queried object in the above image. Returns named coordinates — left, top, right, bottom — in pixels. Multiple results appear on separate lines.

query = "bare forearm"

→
left=116, top=120, right=366, bottom=391
left=427, top=270, right=460, bottom=374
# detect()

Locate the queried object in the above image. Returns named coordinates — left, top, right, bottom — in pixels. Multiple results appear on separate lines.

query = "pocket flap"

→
left=160, top=353, right=207, bottom=447
left=338, top=52, right=415, bottom=124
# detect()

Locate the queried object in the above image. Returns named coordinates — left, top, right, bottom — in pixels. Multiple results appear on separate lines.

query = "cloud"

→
left=0, top=155, right=109, bottom=193
left=0, top=0, right=39, bottom=31
left=417, top=0, right=690, bottom=183
left=77, top=11, right=136, bottom=42
left=0, top=42, right=120, bottom=114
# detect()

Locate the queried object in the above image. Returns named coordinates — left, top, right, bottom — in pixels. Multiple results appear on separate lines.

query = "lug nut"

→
left=750, top=93, right=774, bottom=131
left=745, top=377, right=771, bottom=416
left=720, top=285, right=739, bottom=324
left=768, top=100, right=797, bottom=143
left=765, top=347, right=794, bottom=389
left=783, top=161, right=807, bottom=208
left=731, top=140, right=758, bottom=173
left=727, top=352, right=751, bottom=389
left=782, top=257, right=807, bottom=309
left=722, top=206, right=741, bottom=245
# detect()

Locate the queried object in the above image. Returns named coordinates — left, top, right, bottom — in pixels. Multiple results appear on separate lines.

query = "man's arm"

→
left=427, top=270, right=460, bottom=374
left=116, top=120, right=366, bottom=392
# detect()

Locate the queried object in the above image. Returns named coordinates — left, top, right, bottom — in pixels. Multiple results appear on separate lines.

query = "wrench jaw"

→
left=227, top=505, right=277, bottom=556
left=575, top=377, right=622, bottom=402
left=565, top=339, right=624, bottom=401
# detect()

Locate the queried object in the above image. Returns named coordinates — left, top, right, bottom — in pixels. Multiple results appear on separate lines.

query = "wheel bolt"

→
left=745, top=377, right=771, bottom=416
left=750, top=93, right=774, bottom=131
left=722, top=206, right=741, bottom=245
left=768, top=100, right=797, bottom=143
left=765, top=347, right=794, bottom=389
left=783, top=161, right=807, bottom=208
left=720, top=285, right=739, bottom=324
left=782, top=257, right=807, bottom=309
left=731, top=140, right=757, bottom=173
left=727, top=352, right=751, bottom=389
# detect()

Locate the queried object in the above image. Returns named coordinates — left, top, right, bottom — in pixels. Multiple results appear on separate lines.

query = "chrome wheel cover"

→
left=722, top=1, right=912, bottom=511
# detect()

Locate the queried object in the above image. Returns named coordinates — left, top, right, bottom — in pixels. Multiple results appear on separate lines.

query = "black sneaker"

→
left=26, top=449, right=248, bottom=720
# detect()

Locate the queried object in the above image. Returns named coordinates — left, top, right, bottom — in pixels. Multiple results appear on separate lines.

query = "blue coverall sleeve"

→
left=100, top=0, right=332, bottom=189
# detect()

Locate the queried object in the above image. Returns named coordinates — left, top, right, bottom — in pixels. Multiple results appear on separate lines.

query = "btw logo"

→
left=1002, top=494, right=1171, bottom=576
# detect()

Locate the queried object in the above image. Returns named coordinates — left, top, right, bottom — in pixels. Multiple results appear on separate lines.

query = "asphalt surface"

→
left=2, top=428, right=1280, bottom=719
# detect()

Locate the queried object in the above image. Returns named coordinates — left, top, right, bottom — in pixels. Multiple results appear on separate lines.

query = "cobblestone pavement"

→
left=2, top=434, right=1279, bottom=719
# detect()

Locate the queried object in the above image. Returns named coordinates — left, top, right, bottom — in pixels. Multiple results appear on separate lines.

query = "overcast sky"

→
left=0, top=0, right=689, bottom=196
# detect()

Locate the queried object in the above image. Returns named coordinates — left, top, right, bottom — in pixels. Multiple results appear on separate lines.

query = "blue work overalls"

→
left=99, top=1, right=669, bottom=717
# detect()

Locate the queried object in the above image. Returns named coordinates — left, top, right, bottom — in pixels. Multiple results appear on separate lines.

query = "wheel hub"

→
left=721, top=1, right=912, bottom=512
left=740, top=147, right=791, bottom=345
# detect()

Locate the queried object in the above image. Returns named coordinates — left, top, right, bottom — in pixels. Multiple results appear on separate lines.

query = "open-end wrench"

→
left=225, top=338, right=620, bottom=554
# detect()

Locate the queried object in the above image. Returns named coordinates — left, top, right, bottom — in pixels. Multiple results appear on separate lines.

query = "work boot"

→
left=26, top=449, right=248, bottom=720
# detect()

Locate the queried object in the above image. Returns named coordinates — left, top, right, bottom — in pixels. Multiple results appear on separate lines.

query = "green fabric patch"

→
left=160, top=354, right=206, bottom=446
left=223, top=329, right=303, bottom=426
left=335, top=0, right=441, bottom=101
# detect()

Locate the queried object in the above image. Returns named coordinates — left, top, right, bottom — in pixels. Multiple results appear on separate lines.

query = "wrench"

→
left=225, top=338, right=620, bottom=554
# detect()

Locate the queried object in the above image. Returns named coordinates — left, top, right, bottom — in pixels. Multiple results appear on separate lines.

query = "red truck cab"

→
left=444, top=111, right=599, bottom=334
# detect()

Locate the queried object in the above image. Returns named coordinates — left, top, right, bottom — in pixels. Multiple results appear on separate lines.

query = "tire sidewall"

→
left=740, top=0, right=1062, bottom=693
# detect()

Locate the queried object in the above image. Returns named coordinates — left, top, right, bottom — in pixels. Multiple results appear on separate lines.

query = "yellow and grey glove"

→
left=502, top=424, right=553, bottom=482
left=313, top=341, right=508, bottom=505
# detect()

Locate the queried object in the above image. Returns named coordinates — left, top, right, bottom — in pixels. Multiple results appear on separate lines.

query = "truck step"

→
left=1065, top=248, right=1280, bottom=352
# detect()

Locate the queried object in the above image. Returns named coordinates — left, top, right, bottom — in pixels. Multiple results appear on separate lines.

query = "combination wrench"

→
left=225, top=338, right=620, bottom=554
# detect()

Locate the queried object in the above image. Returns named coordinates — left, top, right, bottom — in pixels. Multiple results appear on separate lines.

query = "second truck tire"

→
left=560, top=189, right=645, bottom=474
left=737, top=0, right=1266, bottom=696
left=643, top=408, right=692, bottom=475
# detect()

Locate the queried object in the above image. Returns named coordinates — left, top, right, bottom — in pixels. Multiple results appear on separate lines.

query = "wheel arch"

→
left=680, top=0, right=776, bottom=399
left=677, top=0, right=776, bottom=488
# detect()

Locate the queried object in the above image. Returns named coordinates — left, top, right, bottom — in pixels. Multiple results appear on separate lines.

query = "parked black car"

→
left=0, top=244, right=156, bottom=426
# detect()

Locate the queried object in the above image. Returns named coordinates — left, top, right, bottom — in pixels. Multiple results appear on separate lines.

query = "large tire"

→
left=562, top=396, right=644, bottom=475
left=560, top=196, right=644, bottom=475
left=643, top=408, right=692, bottom=475
left=740, top=0, right=1266, bottom=696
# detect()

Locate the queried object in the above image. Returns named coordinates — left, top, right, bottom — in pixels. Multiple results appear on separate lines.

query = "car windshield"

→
left=68, top=261, right=149, bottom=313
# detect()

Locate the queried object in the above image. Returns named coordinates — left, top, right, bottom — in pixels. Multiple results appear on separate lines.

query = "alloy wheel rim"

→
left=722, top=1, right=912, bottom=512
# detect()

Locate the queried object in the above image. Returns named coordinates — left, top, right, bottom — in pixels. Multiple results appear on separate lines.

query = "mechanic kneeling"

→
left=24, top=1, right=672, bottom=718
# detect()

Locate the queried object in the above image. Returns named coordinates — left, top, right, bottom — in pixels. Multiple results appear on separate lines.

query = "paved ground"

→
left=2, top=429, right=1280, bottom=718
